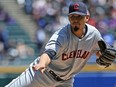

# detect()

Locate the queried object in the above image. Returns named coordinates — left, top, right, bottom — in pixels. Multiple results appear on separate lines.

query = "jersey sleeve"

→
left=44, top=31, right=67, bottom=57
left=92, top=29, right=104, bottom=53
left=96, top=31, right=103, bottom=41
left=93, top=29, right=112, bottom=55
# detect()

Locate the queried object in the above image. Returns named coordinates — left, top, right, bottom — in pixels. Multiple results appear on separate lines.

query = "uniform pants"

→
left=5, top=61, right=74, bottom=87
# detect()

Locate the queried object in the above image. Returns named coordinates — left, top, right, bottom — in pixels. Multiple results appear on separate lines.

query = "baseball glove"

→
left=96, top=40, right=116, bottom=68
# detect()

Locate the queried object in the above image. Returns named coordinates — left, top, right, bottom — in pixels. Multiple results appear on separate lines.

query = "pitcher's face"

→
left=68, top=14, right=87, bottom=31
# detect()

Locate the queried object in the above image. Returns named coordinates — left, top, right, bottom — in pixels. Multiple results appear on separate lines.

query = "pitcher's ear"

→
left=85, top=15, right=90, bottom=22
left=85, top=10, right=90, bottom=22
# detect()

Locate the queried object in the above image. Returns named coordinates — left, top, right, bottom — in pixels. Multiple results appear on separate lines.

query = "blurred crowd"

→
left=0, top=5, right=35, bottom=65
left=17, top=0, right=116, bottom=46
left=0, top=6, right=14, bottom=63
left=0, top=0, right=116, bottom=64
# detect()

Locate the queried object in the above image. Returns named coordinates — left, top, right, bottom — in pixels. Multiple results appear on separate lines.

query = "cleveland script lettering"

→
left=62, top=49, right=90, bottom=60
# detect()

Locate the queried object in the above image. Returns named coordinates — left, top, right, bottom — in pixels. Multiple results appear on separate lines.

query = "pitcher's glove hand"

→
left=96, top=40, right=116, bottom=68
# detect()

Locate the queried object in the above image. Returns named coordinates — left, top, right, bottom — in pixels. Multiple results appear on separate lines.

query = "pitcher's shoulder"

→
left=86, top=23, right=100, bottom=33
left=55, top=24, right=70, bottom=35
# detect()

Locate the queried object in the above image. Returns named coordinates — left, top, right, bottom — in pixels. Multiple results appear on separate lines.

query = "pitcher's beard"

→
left=74, top=26, right=79, bottom=32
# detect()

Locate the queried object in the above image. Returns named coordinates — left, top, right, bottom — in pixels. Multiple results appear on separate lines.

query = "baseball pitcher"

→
left=5, top=1, right=116, bottom=87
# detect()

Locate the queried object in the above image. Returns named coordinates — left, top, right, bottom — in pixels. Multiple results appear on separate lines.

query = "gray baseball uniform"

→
left=5, top=23, right=103, bottom=87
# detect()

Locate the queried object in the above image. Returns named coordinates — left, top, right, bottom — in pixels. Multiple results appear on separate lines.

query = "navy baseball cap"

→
left=69, top=2, right=87, bottom=15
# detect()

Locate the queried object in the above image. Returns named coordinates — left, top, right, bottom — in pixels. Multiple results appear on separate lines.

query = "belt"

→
left=48, top=70, right=64, bottom=81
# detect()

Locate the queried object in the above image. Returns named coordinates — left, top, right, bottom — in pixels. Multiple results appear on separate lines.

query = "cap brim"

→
left=68, top=12, right=87, bottom=16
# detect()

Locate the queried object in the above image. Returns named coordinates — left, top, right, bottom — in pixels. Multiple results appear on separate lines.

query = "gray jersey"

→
left=5, top=23, right=103, bottom=87
left=45, top=23, right=103, bottom=80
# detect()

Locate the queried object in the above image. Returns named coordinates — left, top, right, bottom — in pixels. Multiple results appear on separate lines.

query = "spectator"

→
left=16, top=39, right=35, bottom=59
left=0, top=23, right=9, bottom=53
left=36, top=28, right=46, bottom=51
left=24, top=0, right=33, bottom=14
